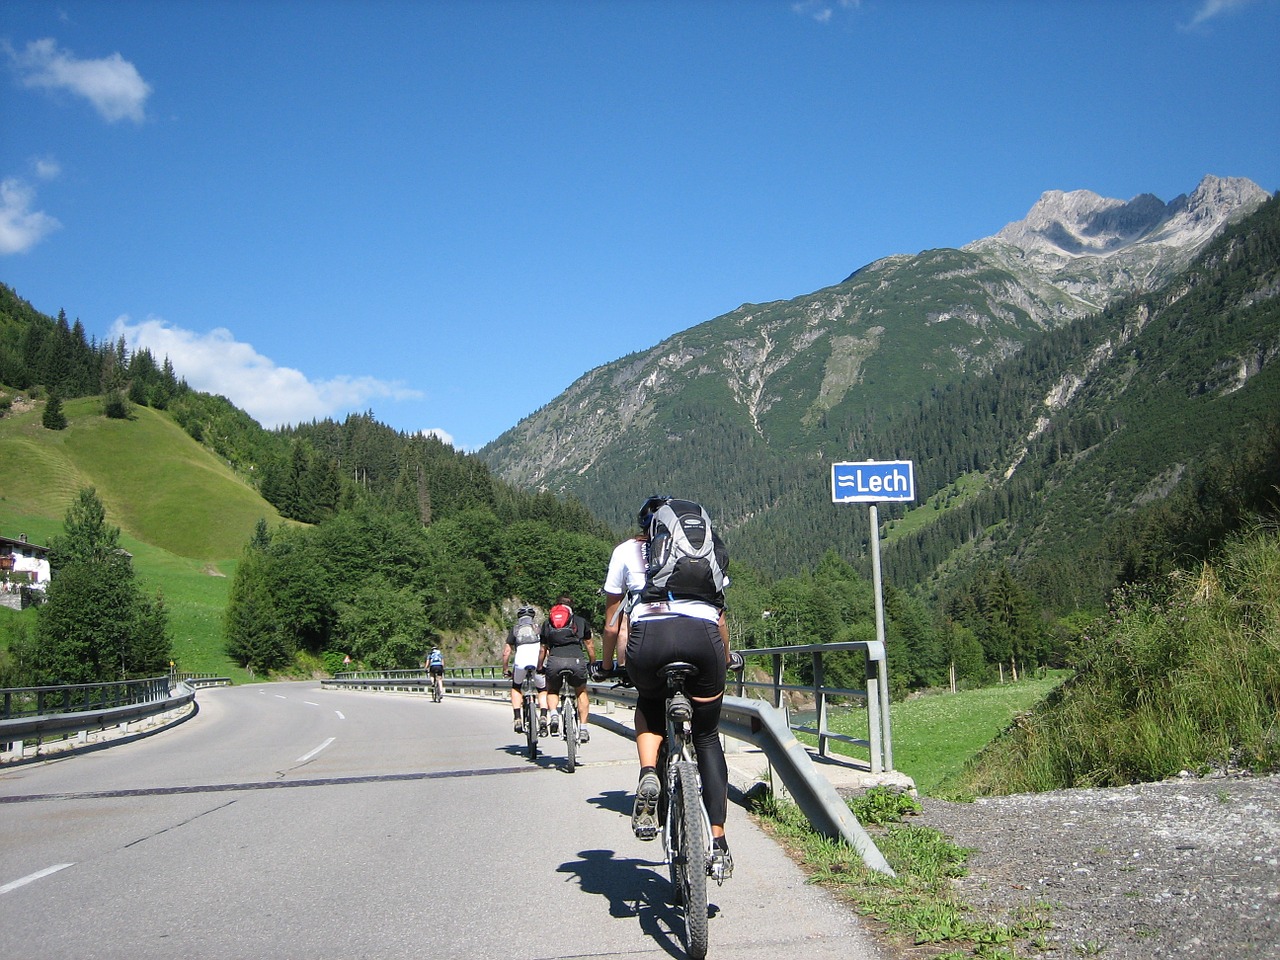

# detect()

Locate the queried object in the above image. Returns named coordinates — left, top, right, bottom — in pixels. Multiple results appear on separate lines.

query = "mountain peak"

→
left=970, top=175, right=1269, bottom=263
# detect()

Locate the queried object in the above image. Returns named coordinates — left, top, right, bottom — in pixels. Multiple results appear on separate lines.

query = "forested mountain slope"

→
left=480, top=177, right=1276, bottom=605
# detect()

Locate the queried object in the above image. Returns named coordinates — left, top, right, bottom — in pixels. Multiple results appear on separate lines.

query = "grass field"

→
left=817, top=671, right=1071, bottom=795
left=1, top=397, right=280, bottom=682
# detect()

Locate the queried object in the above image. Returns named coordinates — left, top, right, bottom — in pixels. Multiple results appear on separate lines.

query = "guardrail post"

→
left=864, top=644, right=883, bottom=774
left=812, top=649, right=828, bottom=759
left=770, top=653, right=783, bottom=710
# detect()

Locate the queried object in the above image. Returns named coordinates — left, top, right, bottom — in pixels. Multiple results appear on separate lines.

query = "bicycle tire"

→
left=563, top=699, right=577, bottom=773
left=524, top=695, right=539, bottom=760
left=656, top=741, right=670, bottom=828
left=674, top=760, right=709, bottom=959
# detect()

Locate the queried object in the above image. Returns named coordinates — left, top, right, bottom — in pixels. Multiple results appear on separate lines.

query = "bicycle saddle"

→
left=660, top=661, right=699, bottom=683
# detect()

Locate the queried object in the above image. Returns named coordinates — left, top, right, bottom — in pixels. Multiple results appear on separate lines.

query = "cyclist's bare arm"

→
left=602, top=592, right=624, bottom=665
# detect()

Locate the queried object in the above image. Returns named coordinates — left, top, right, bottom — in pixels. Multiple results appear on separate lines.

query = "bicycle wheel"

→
left=563, top=698, right=577, bottom=773
left=525, top=696, right=539, bottom=760
left=673, top=760, right=709, bottom=959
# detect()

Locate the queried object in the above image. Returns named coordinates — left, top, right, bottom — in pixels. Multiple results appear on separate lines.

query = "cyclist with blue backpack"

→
left=597, top=495, right=735, bottom=879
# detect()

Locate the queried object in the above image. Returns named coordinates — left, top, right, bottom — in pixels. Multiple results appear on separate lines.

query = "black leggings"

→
left=628, top=616, right=728, bottom=828
left=636, top=694, right=729, bottom=828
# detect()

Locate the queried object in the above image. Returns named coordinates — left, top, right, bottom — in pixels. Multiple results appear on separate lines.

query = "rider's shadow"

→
left=586, top=788, right=635, bottom=817
left=558, top=848, right=687, bottom=959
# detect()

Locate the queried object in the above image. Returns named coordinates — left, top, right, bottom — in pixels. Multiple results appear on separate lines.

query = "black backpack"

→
left=543, top=603, right=582, bottom=651
left=639, top=499, right=729, bottom=605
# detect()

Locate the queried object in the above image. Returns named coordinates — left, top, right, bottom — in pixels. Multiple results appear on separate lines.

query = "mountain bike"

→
left=516, top=666, right=539, bottom=760
left=655, top=661, right=715, bottom=960
left=553, top=665, right=581, bottom=773
left=602, top=661, right=718, bottom=959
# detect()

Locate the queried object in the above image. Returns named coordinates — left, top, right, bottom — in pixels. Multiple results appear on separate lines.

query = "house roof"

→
left=0, top=534, right=50, bottom=555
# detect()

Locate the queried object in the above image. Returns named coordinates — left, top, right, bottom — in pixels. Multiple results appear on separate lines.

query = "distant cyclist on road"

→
left=426, top=646, right=445, bottom=699
left=598, top=494, right=736, bottom=879
left=502, top=605, right=548, bottom=736
left=539, top=595, right=596, bottom=742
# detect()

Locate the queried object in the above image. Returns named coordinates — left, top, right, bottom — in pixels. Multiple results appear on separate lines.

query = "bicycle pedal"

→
left=709, top=850, right=734, bottom=883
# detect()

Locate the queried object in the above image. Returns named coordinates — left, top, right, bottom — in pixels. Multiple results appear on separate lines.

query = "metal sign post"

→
left=832, top=460, right=915, bottom=773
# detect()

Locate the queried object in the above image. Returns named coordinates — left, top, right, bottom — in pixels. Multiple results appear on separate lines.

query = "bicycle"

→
left=656, top=662, right=717, bottom=959
left=553, top=666, right=581, bottom=773
left=603, top=660, right=718, bottom=960
left=514, top=666, right=539, bottom=760
left=430, top=670, right=444, bottom=703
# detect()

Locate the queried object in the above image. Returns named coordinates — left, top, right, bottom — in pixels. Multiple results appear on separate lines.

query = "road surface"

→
left=0, top=682, right=886, bottom=959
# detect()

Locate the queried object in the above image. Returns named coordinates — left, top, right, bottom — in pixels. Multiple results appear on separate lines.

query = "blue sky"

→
left=2, top=0, right=1277, bottom=451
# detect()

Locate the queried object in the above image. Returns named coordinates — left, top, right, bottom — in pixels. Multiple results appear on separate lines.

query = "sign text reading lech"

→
left=831, top=460, right=916, bottom=504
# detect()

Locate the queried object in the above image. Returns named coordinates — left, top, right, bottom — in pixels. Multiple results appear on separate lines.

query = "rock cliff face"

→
left=479, top=176, right=1270, bottom=533
left=965, top=175, right=1271, bottom=314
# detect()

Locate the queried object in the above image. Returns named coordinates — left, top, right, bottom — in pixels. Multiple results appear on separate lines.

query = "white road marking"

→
left=335, top=710, right=345, bottom=720
left=275, top=695, right=287, bottom=700
left=1, top=863, right=74, bottom=896
left=295, top=737, right=336, bottom=763
left=304, top=701, right=319, bottom=706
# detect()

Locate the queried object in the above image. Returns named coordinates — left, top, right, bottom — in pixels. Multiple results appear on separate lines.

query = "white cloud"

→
left=0, top=177, right=62, bottom=254
left=1184, top=0, right=1254, bottom=28
left=792, top=0, right=861, bottom=23
left=34, top=157, right=62, bottom=180
left=10, top=37, right=151, bottom=123
left=419, top=428, right=457, bottom=448
left=110, top=316, right=425, bottom=429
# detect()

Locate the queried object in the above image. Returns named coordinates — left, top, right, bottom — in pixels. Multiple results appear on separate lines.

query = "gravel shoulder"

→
left=904, top=772, right=1280, bottom=959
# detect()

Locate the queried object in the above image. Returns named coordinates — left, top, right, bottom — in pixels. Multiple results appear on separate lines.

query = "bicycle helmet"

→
left=517, top=605, right=535, bottom=618
left=637, top=494, right=670, bottom=530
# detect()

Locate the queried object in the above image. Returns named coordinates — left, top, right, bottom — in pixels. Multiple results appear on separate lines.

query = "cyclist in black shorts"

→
left=539, top=595, right=595, bottom=741
left=599, top=495, right=735, bottom=879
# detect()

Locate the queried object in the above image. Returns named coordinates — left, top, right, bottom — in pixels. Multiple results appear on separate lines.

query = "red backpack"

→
left=545, top=603, right=581, bottom=651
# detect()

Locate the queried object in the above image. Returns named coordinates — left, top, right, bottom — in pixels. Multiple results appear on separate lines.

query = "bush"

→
left=954, top=527, right=1280, bottom=793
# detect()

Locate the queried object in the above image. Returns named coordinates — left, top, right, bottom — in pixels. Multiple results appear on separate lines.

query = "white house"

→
left=0, top=533, right=51, bottom=609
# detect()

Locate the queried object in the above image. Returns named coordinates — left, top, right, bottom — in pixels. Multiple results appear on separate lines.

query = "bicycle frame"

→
left=517, top=666, right=539, bottom=760
left=556, top=667, right=579, bottom=772
left=661, top=667, right=714, bottom=880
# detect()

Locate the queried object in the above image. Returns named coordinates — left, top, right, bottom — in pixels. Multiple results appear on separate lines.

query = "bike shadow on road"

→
left=492, top=742, right=576, bottom=770
left=558, top=847, right=695, bottom=959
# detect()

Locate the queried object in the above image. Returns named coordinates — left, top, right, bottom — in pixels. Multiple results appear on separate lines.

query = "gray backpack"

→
left=639, top=499, right=728, bottom=605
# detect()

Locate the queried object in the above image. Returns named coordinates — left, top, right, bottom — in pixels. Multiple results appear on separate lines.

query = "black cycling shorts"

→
left=624, top=615, right=725, bottom=701
left=543, top=654, right=588, bottom=687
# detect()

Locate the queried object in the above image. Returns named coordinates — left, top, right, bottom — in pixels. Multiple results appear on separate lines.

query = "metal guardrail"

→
left=323, top=656, right=895, bottom=876
left=0, top=677, right=196, bottom=756
left=733, top=640, right=893, bottom=775
left=173, top=673, right=232, bottom=688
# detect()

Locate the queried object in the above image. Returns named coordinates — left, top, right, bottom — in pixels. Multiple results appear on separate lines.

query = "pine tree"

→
left=42, top=389, right=67, bottom=430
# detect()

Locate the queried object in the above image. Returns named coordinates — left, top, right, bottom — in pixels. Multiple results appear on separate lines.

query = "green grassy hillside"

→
left=1, top=395, right=284, bottom=678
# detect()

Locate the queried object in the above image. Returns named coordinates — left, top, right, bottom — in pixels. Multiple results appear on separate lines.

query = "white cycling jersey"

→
left=603, top=536, right=720, bottom=624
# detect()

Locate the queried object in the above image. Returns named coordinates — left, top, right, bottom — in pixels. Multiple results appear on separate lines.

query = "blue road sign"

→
left=832, top=460, right=916, bottom=503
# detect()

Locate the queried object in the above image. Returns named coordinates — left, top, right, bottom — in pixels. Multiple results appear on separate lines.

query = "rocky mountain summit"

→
left=964, top=175, right=1270, bottom=316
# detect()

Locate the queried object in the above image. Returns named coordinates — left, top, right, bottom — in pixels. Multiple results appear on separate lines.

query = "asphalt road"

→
left=0, top=682, right=886, bottom=959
